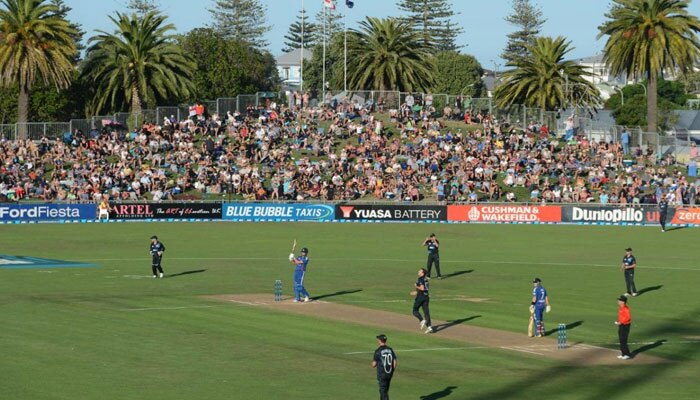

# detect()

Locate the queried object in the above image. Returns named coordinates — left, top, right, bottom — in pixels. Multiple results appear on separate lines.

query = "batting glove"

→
left=529, top=305, right=535, bottom=313
left=546, top=305, right=551, bottom=313
left=289, top=253, right=295, bottom=261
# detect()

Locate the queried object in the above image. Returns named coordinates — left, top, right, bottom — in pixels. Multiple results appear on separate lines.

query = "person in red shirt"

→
left=615, top=295, right=632, bottom=359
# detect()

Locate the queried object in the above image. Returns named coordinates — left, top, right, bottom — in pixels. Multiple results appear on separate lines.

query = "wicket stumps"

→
left=274, top=280, right=283, bottom=302
left=557, top=323, right=567, bottom=349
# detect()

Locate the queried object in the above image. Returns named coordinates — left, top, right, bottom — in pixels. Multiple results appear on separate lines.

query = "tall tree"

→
left=282, top=8, right=317, bottom=53
left=433, top=51, right=484, bottom=96
left=208, top=0, right=271, bottom=48
left=82, top=11, right=196, bottom=114
left=598, top=0, right=700, bottom=133
left=314, top=6, right=344, bottom=45
left=501, top=0, right=546, bottom=66
left=495, top=36, right=600, bottom=111
left=396, top=0, right=464, bottom=51
left=179, top=28, right=278, bottom=100
left=50, top=0, right=84, bottom=61
left=344, top=17, right=435, bottom=92
left=0, top=0, right=77, bottom=127
left=127, top=0, right=159, bottom=15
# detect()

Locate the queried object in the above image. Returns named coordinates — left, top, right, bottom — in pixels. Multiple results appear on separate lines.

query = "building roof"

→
left=570, top=54, right=605, bottom=64
left=276, top=48, right=313, bottom=67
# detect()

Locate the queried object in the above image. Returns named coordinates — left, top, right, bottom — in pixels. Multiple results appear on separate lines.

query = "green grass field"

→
left=1, top=222, right=698, bottom=399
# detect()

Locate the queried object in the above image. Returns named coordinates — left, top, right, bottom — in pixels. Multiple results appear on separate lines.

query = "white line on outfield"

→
left=76, top=257, right=700, bottom=272
left=344, top=346, right=488, bottom=355
left=119, top=305, right=222, bottom=311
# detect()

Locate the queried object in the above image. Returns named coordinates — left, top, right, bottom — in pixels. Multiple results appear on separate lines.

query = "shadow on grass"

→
left=636, top=285, right=663, bottom=296
left=311, top=289, right=362, bottom=301
left=166, top=269, right=206, bottom=278
left=433, top=316, right=481, bottom=333
left=420, top=386, right=458, bottom=400
left=545, top=320, right=584, bottom=336
left=666, top=226, right=687, bottom=232
left=633, top=339, right=667, bottom=357
left=440, top=269, right=474, bottom=279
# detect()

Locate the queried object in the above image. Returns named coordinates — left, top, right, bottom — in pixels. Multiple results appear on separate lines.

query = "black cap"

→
left=430, top=233, right=436, bottom=237
left=618, top=295, right=628, bottom=302
left=376, top=334, right=387, bottom=341
left=533, top=278, right=541, bottom=283
left=625, top=247, right=632, bottom=252
left=151, top=235, right=158, bottom=240
left=301, top=247, right=308, bottom=253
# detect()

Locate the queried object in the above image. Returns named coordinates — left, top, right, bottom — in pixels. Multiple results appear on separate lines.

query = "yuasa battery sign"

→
left=335, top=204, right=446, bottom=221
left=447, top=205, right=562, bottom=223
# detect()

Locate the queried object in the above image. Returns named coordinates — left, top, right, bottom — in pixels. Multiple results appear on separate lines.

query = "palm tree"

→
left=495, top=36, right=600, bottom=112
left=598, top=0, right=700, bottom=133
left=82, top=11, right=195, bottom=115
left=0, top=0, right=77, bottom=127
left=343, top=17, right=435, bottom=92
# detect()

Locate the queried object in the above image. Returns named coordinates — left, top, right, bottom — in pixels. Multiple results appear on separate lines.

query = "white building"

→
left=276, top=48, right=313, bottom=88
left=570, top=54, right=626, bottom=85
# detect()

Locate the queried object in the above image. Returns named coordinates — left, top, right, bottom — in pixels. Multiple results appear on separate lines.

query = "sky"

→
left=65, top=0, right=700, bottom=68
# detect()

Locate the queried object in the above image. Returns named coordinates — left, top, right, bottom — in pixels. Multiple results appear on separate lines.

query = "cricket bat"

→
left=291, top=239, right=297, bottom=253
left=528, top=310, right=535, bottom=337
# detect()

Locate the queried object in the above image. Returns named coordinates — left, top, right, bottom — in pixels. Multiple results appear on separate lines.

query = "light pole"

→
left=633, top=83, right=647, bottom=97
left=613, top=85, right=624, bottom=105
left=490, top=59, right=501, bottom=84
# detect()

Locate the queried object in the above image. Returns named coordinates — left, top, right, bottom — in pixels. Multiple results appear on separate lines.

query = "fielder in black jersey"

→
left=422, top=233, right=441, bottom=279
left=412, top=268, right=433, bottom=333
left=658, top=197, right=669, bottom=232
left=372, top=334, right=397, bottom=400
left=150, top=235, right=165, bottom=278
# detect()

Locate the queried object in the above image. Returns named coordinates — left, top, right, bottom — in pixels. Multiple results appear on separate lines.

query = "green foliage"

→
left=495, top=36, right=600, bottom=111
left=179, top=28, right=279, bottom=100
left=50, top=0, right=84, bottom=61
left=303, top=39, right=342, bottom=92
left=82, top=11, right=196, bottom=114
left=126, top=0, right=159, bottom=15
left=345, top=17, right=436, bottom=92
left=208, top=0, right=271, bottom=48
left=433, top=51, right=484, bottom=96
left=501, top=0, right=546, bottom=65
left=0, top=0, right=78, bottom=123
left=396, top=0, right=463, bottom=51
left=612, top=93, right=679, bottom=131
left=598, top=0, right=700, bottom=132
left=283, top=8, right=317, bottom=53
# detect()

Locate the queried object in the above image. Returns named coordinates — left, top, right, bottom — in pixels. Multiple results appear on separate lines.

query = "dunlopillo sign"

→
left=223, top=203, right=335, bottom=221
left=0, top=204, right=96, bottom=221
left=562, top=206, right=655, bottom=224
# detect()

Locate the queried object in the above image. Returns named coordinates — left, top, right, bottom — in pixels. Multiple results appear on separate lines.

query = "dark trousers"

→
left=152, top=255, right=164, bottom=275
left=426, top=253, right=440, bottom=277
left=378, top=375, right=392, bottom=400
left=624, top=269, right=637, bottom=294
left=660, top=211, right=667, bottom=230
left=412, top=295, right=431, bottom=326
left=618, top=323, right=631, bottom=356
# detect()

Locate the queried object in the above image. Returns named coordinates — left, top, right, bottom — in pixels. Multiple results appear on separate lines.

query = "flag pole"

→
left=322, top=3, right=326, bottom=96
left=300, top=0, right=304, bottom=93
left=344, top=11, right=347, bottom=92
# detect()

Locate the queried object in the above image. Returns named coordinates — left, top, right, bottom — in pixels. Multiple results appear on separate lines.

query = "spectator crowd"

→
left=0, top=94, right=698, bottom=206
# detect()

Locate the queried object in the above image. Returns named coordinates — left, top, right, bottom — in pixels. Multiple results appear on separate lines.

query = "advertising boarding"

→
left=223, top=203, right=335, bottom=221
left=335, top=204, right=446, bottom=221
left=447, top=205, right=562, bottom=223
left=110, top=203, right=222, bottom=220
left=0, top=204, right=96, bottom=222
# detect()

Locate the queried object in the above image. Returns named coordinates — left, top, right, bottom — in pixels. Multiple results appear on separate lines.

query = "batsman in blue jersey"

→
left=530, top=278, right=551, bottom=337
left=289, top=247, right=311, bottom=302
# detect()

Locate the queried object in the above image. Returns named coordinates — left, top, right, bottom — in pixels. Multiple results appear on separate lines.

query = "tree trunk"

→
left=131, top=84, right=142, bottom=115
left=17, top=83, right=29, bottom=139
left=647, top=74, right=657, bottom=133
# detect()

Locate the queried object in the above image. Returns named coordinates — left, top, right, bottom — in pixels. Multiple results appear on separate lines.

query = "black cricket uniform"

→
left=150, top=240, right=166, bottom=277
left=373, top=345, right=397, bottom=400
left=658, top=199, right=668, bottom=231
left=412, top=275, right=432, bottom=329
left=622, top=254, right=637, bottom=295
left=425, top=239, right=441, bottom=278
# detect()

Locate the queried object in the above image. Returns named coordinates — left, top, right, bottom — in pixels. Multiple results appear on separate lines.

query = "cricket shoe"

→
left=621, top=355, right=631, bottom=360
left=632, top=292, right=639, bottom=297
left=159, top=272, right=164, bottom=278
left=304, top=296, right=310, bottom=302
left=152, top=275, right=157, bottom=279
left=425, top=326, right=434, bottom=334
left=293, top=299, right=300, bottom=303
left=420, top=320, right=426, bottom=329
left=617, top=355, right=624, bottom=359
